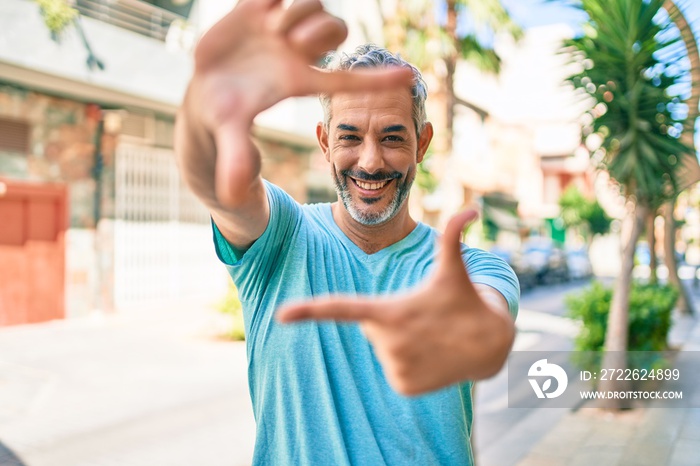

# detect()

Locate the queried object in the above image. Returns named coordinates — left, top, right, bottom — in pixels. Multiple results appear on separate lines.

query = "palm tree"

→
left=662, top=0, right=700, bottom=315
left=565, top=0, right=693, bottom=409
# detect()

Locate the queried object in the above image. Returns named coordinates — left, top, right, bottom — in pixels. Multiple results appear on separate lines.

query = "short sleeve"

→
left=212, top=180, right=302, bottom=303
left=462, top=247, right=520, bottom=320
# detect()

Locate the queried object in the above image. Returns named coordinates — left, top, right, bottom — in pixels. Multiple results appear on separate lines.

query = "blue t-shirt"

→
left=213, top=181, right=519, bottom=465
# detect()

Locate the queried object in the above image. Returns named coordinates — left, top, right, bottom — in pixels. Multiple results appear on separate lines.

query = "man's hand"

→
left=276, top=210, right=516, bottom=396
left=182, top=0, right=413, bottom=206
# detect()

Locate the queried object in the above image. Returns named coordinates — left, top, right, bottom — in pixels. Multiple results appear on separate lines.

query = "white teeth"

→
left=355, top=180, right=389, bottom=190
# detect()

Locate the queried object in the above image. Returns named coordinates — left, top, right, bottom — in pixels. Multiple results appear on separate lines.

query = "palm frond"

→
left=564, top=0, right=694, bottom=204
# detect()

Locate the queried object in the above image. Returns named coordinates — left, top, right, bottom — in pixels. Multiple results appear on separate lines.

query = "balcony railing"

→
left=74, top=0, right=184, bottom=42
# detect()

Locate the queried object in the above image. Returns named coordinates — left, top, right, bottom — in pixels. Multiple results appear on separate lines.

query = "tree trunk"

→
left=599, top=201, right=647, bottom=410
left=647, top=210, right=657, bottom=285
left=664, top=201, right=694, bottom=314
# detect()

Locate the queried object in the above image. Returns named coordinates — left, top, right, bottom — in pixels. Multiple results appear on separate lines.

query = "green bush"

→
left=217, top=282, right=245, bottom=341
left=566, top=281, right=678, bottom=352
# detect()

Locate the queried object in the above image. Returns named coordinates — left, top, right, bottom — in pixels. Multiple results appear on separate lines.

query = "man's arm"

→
left=175, top=91, right=267, bottom=250
left=174, top=0, right=413, bottom=249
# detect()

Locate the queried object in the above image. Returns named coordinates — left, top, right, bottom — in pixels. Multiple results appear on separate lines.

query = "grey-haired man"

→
left=175, top=0, right=519, bottom=464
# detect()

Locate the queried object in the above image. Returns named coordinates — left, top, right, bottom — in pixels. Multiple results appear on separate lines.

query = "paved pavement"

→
left=0, top=286, right=582, bottom=466
left=0, top=305, right=256, bottom=466
left=1, top=282, right=698, bottom=466
left=474, top=282, right=582, bottom=463
left=507, top=292, right=700, bottom=466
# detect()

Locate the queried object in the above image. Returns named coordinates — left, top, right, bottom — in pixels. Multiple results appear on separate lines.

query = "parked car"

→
left=566, top=247, right=593, bottom=280
left=490, top=246, right=538, bottom=291
left=521, top=238, right=569, bottom=285
left=511, top=251, right=539, bottom=291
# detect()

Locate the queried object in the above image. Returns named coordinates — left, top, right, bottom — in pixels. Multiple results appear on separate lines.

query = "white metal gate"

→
left=114, top=143, right=228, bottom=310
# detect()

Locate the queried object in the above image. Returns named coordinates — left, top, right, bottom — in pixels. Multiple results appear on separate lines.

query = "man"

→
left=175, top=0, right=519, bottom=464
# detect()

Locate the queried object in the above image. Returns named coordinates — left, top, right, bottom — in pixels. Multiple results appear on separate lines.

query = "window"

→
left=0, top=117, right=30, bottom=154
left=75, top=0, right=187, bottom=41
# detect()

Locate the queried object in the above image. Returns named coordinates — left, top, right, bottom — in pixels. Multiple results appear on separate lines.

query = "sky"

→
left=502, top=0, right=700, bottom=41
left=500, top=0, right=587, bottom=31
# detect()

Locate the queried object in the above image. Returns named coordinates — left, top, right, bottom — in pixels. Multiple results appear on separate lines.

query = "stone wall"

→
left=0, top=85, right=118, bottom=317
left=0, top=84, right=117, bottom=228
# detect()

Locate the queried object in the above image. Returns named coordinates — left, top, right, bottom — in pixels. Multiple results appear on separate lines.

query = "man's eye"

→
left=339, top=135, right=360, bottom=141
left=384, top=135, right=404, bottom=142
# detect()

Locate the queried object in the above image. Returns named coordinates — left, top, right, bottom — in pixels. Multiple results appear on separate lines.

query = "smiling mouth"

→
left=351, top=178, right=392, bottom=191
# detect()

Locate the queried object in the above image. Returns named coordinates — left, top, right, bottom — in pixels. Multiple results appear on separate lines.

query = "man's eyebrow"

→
left=382, top=125, right=408, bottom=133
left=337, top=124, right=359, bottom=132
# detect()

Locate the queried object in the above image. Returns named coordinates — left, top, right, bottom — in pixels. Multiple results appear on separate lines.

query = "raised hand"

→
left=182, top=0, right=413, bottom=206
left=276, top=210, right=516, bottom=396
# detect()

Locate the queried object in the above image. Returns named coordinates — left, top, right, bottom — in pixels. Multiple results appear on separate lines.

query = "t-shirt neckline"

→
left=320, top=203, right=430, bottom=262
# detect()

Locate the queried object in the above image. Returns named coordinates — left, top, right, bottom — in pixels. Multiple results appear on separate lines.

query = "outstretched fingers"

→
left=195, top=0, right=283, bottom=70
left=286, top=12, right=348, bottom=61
left=277, top=297, right=387, bottom=324
left=273, top=0, right=324, bottom=34
left=300, top=66, right=415, bottom=97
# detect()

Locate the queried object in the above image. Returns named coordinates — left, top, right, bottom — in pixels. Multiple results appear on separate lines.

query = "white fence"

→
left=114, top=144, right=228, bottom=311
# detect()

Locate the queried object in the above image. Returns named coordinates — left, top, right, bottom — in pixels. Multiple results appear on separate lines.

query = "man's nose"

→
left=357, top=142, right=385, bottom=174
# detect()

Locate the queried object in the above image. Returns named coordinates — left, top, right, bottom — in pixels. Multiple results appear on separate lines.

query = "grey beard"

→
left=332, top=170, right=413, bottom=226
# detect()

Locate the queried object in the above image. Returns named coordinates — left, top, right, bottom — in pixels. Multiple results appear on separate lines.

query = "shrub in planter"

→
left=566, top=281, right=678, bottom=374
left=566, top=281, right=677, bottom=352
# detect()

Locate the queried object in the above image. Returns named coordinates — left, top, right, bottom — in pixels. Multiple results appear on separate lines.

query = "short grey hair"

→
left=319, top=44, right=428, bottom=136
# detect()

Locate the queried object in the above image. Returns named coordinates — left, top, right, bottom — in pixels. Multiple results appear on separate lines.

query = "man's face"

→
left=317, top=89, right=431, bottom=226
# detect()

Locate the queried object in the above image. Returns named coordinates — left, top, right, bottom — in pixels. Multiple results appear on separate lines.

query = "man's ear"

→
left=417, top=122, right=433, bottom=164
left=316, top=122, right=330, bottom=162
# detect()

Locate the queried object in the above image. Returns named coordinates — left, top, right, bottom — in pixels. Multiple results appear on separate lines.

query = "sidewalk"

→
left=0, top=305, right=256, bottom=466
left=1, top=288, right=698, bottom=466
left=514, top=301, right=700, bottom=466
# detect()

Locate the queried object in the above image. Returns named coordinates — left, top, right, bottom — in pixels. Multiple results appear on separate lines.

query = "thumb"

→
left=439, top=210, right=479, bottom=269
left=214, top=116, right=259, bottom=206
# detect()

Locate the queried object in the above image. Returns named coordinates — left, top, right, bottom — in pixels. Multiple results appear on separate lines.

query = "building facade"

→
left=0, top=0, right=340, bottom=324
